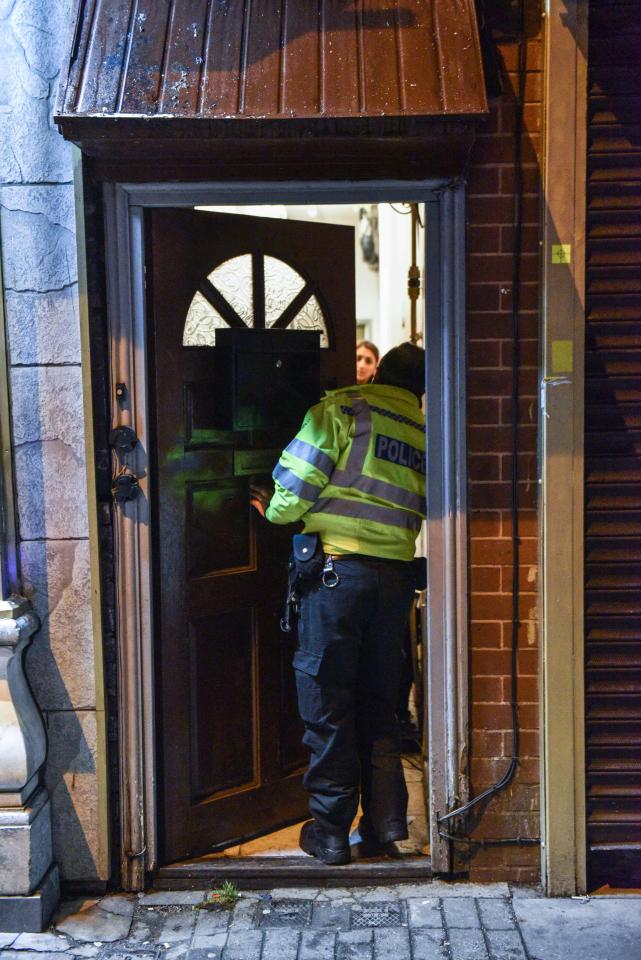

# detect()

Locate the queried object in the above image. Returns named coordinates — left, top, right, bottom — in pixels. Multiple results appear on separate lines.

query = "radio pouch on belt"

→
left=292, top=533, right=324, bottom=583
left=280, top=533, right=323, bottom=633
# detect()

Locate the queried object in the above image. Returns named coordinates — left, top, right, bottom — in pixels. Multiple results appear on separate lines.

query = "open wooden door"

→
left=147, top=210, right=355, bottom=862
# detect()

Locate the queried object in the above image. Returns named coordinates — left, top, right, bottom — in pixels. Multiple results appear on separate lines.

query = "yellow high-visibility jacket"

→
left=265, top=383, right=426, bottom=561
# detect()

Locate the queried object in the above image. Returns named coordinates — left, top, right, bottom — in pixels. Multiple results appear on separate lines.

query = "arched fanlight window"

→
left=184, top=254, right=329, bottom=347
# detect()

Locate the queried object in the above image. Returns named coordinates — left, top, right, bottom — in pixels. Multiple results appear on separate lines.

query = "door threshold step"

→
left=154, top=855, right=432, bottom=889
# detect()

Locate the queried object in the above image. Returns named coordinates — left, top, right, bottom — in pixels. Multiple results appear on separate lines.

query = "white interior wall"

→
left=375, top=203, right=426, bottom=355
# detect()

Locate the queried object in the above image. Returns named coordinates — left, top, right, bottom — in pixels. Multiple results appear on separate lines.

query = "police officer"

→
left=257, top=342, right=426, bottom=865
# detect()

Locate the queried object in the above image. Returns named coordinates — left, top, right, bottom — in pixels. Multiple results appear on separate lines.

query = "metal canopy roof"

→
left=55, top=0, right=488, bottom=176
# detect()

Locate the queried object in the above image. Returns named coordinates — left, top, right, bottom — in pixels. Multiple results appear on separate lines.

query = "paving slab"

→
left=373, top=927, right=410, bottom=958
left=411, top=928, right=448, bottom=960
left=55, top=898, right=134, bottom=943
left=97, top=897, right=136, bottom=918
left=193, top=907, right=232, bottom=937
left=394, top=883, right=437, bottom=899
left=316, top=887, right=358, bottom=902
left=447, top=928, right=489, bottom=959
left=27, top=887, right=641, bottom=960
left=188, top=931, right=227, bottom=958
left=443, top=898, right=481, bottom=929
left=1, top=953, right=70, bottom=960
left=126, top=906, right=167, bottom=944
left=514, top=897, right=641, bottom=960
left=12, top=932, right=71, bottom=951
left=430, top=882, right=510, bottom=899
left=267, top=887, right=320, bottom=900
left=261, top=928, right=300, bottom=960
left=484, top=928, right=527, bottom=959
left=139, top=891, right=207, bottom=906
left=221, top=929, right=263, bottom=960
left=336, top=928, right=373, bottom=960
left=338, top=929, right=373, bottom=944
left=477, top=899, right=515, bottom=930
left=299, top=929, right=337, bottom=960
left=159, top=910, right=197, bottom=943
left=228, top=899, right=259, bottom=930
left=407, top=898, right=443, bottom=928
left=508, top=884, right=543, bottom=898
left=188, top=944, right=225, bottom=960
left=164, top=946, right=190, bottom=960
left=356, top=886, right=400, bottom=902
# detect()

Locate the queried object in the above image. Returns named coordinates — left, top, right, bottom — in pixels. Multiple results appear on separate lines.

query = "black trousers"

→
left=293, top=554, right=416, bottom=840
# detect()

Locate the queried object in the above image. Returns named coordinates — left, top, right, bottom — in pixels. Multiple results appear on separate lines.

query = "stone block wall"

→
left=0, top=0, right=107, bottom=884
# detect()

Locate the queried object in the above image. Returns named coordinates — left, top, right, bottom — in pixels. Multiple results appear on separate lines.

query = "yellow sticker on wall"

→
left=551, top=244, right=572, bottom=264
left=551, top=340, right=573, bottom=373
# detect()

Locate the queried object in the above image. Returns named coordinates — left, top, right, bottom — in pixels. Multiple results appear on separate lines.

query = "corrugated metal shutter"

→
left=586, top=0, right=641, bottom=888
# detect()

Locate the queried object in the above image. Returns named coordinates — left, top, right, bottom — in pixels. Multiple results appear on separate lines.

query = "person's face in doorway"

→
left=356, top=345, right=378, bottom=385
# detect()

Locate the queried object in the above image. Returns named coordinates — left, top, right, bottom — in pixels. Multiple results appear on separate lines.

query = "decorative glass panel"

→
left=207, top=254, right=253, bottom=326
left=289, top=294, right=329, bottom=347
left=264, top=255, right=306, bottom=325
left=183, top=291, right=230, bottom=346
left=183, top=252, right=329, bottom=347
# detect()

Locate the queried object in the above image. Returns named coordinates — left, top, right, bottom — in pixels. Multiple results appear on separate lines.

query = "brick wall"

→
left=465, top=5, right=543, bottom=883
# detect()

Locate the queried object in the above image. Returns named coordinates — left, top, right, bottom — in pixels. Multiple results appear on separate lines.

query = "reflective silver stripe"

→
left=309, top=497, right=422, bottom=531
left=331, top=473, right=425, bottom=514
left=273, top=464, right=323, bottom=503
left=340, top=395, right=372, bottom=483
left=284, top=438, right=334, bottom=478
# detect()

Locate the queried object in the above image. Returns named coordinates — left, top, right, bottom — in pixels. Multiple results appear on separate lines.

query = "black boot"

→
left=299, top=820, right=351, bottom=865
left=353, top=816, right=407, bottom=857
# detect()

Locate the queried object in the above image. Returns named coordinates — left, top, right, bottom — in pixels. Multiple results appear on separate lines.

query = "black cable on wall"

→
left=438, top=0, right=541, bottom=856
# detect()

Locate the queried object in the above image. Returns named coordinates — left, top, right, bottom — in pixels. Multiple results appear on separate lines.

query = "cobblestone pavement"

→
left=2, top=883, right=641, bottom=960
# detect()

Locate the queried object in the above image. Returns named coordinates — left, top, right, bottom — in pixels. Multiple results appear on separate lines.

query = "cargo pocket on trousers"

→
left=292, top=649, right=324, bottom=725
left=292, top=649, right=323, bottom=677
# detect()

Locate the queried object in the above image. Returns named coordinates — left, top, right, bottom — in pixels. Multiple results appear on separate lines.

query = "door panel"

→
left=189, top=609, right=257, bottom=800
left=148, top=210, right=355, bottom=862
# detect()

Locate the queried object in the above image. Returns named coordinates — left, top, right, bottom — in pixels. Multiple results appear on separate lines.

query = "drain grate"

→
left=259, top=899, right=313, bottom=927
left=351, top=902, right=403, bottom=928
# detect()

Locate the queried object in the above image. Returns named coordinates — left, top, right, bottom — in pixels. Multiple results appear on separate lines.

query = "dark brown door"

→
left=147, top=210, right=355, bottom=862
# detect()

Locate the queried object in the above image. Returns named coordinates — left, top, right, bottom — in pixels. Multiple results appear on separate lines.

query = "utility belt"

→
left=280, top=533, right=339, bottom=633
left=279, top=534, right=427, bottom=633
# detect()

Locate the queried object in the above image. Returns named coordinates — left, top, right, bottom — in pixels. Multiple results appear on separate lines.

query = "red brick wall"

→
left=465, top=7, right=543, bottom=883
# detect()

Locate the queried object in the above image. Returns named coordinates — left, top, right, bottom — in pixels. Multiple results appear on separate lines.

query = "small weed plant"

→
left=199, top=880, right=240, bottom=911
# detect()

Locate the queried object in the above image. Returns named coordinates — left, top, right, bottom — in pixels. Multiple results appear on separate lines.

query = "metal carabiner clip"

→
left=322, top=556, right=340, bottom=588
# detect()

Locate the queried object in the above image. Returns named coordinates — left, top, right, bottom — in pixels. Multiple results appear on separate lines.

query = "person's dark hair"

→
left=356, top=339, right=380, bottom=361
left=374, top=342, right=425, bottom=399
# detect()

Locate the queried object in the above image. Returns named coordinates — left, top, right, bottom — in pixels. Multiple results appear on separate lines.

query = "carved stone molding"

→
left=0, top=597, right=44, bottom=804
left=0, top=595, right=60, bottom=931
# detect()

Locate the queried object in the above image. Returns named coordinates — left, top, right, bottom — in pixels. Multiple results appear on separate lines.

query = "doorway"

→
left=103, top=181, right=468, bottom=889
